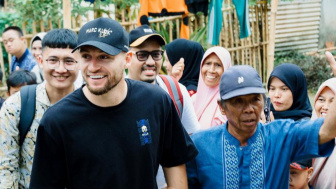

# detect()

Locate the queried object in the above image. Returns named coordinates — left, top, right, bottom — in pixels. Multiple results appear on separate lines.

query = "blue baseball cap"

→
left=72, top=18, right=129, bottom=55
left=219, top=65, right=265, bottom=100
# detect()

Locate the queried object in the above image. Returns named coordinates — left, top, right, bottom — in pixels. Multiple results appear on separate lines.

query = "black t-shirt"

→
left=30, top=79, right=198, bottom=189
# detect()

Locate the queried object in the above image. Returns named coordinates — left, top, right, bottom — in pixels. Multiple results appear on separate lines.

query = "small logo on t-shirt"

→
left=137, top=119, right=152, bottom=145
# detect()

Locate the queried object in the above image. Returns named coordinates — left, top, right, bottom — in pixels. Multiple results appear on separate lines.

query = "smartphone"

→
left=264, top=97, right=271, bottom=123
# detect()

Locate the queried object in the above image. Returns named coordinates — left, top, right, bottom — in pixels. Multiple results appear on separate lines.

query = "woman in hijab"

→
left=30, top=32, right=47, bottom=83
left=267, top=63, right=312, bottom=121
left=193, top=46, right=232, bottom=130
left=164, top=38, right=204, bottom=96
left=310, top=77, right=336, bottom=189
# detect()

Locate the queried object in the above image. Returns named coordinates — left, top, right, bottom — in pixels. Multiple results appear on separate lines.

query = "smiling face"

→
left=314, top=87, right=335, bottom=118
left=219, top=94, right=264, bottom=141
left=128, top=39, right=162, bottom=84
left=31, top=40, right=43, bottom=61
left=201, top=53, right=224, bottom=87
left=41, top=47, right=78, bottom=91
left=268, top=77, right=294, bottom=111
left=79, top=46, right=126, bottom=95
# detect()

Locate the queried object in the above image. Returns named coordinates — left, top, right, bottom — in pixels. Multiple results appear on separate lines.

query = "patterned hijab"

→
left=267, top=63, right=312, bottom=121
left=193, top=46, right=232, bottom=129
left=165, top=38, right=204, bottom=91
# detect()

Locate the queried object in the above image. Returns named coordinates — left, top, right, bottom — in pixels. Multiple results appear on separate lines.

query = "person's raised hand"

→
left=171, top=58, right=184, bottom=81
left=326, top=51, right=336, bottom=77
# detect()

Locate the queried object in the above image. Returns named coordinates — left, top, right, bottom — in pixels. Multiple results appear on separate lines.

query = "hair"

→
left=42, top=29, right=78, bottom=50
left=31, top=36, right=42, bottom=44
left=3, top=26, right=23, bottom=37
left=6, top=70, right=37, bottom=92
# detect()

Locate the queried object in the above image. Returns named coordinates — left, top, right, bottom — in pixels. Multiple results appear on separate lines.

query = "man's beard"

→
left=85, top=73, right=122, bottom=96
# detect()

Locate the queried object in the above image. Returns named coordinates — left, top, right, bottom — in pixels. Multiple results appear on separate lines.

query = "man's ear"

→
left=38, top=55, right=44, bottom=68
left=125, top=51, right=133, bottom=69
left=307, top=167, right=314, bottom=180
left=217, top=99, right=226, bottom=115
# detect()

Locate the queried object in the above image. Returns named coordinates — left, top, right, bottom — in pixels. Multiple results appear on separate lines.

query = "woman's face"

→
left=268, top=77, right=294, bottom=111
left=314, top=87, right=335, bottom=118
left=201, top=53, right=224, bottom=87
left=163, top=51, right=173, bottom=75
left=31, top=40, right=43, bottom=61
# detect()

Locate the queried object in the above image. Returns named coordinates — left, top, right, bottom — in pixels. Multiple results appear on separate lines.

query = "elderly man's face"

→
left=219, top=94, right=264, bottom=138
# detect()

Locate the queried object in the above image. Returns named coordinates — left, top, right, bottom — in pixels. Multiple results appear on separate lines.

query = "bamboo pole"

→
left=169, top=21, right=173, bottom=41
left=0, top=42, right=6, bottom=86
left=255, top=5, right=262, bottom=79
left=40, top=20, right=45, bottom=32
left=48, top=20, right=53, bottom=30
left=32, top=21, right=36, bottom=34
left=63, top=0, right=71, bottom=28
left=267, top=0, right=278, bottom=81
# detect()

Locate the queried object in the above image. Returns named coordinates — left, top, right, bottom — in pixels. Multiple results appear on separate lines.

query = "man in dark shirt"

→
left=30, top=18, right=198, bottom=189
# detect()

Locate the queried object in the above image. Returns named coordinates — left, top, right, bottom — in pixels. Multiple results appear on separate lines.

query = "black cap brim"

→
left=72, top=41, right=122, bottom=55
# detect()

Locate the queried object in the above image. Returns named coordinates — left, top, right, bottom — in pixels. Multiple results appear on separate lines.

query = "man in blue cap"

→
left=187, top=65, right=336, bottom=188
left=29, top=18, right=197, bottom=189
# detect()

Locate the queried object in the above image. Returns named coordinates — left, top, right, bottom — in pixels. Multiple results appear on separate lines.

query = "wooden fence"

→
left=275, top=0, right=322, bottom=53
left=0, top=0, right=272, bottom=84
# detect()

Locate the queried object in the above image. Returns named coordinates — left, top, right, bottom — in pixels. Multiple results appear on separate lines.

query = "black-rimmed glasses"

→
left=134, top=50, right=164, bottom=61
left=45, top=58, right=78, bottom=71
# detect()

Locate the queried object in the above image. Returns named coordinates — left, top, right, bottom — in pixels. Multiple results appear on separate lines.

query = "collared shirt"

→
left=0, top=82, right=51, bottom=188
left=10, top=49, right=36, bottom=72
left=187, top=119, right=334, bottom=189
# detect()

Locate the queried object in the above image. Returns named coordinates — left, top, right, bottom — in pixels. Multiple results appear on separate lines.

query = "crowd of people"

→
left=0, top=17, right=335, bottom=189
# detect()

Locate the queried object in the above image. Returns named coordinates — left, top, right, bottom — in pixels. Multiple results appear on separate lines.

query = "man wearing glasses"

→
left=2, top=26, right=37, bottom=73
left=127, top=25, right=200, bottom=188
left=0, top=29, right=79, bottom=188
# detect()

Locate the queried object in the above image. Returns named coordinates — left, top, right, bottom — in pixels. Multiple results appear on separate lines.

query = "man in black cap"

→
left=187, top=65, right=336, bottom=188
left=29, top=18, right=198, bottom=189
left=127, top=24, right=200, bottom=188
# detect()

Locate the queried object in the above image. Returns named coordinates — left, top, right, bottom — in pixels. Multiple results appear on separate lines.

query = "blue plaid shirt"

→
left=10, top=49, right=36, bottom=72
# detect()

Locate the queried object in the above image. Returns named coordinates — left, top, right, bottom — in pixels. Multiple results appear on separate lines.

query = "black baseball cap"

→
left=220, top=65, right=265, bottom=100
left=129, top=25, right=166, bottom=47
left=72, top=17, right=129, bottom=55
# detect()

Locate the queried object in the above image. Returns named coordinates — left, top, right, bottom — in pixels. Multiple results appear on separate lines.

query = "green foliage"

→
left=274, top=50, right=334, bottom=93
left=190, top=26, right=210, bottom=51
left=10, top=0, right=62, bottom=30
left=0, top=11, right=19, bottom=74
left=0, top=11, right=19, bottom=34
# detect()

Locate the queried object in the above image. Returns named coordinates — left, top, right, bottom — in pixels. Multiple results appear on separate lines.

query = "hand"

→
left=171, top=58, right=184, bottom=81
left=326, top=51, right=336, bottom=77
left=15, top=66, right=20, bottom=71
left=260, top=111, right=274, bottom=124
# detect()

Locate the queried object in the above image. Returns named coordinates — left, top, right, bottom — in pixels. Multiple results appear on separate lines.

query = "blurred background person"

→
left=2, top=26, right=36, bottom=73
left=164, top=38, right=204, bottom=96
left=6, top=69, right=37, bottom=96
left=267, top=63, right=312, bottom=121
left=30, top=32, right=46, bottom=83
